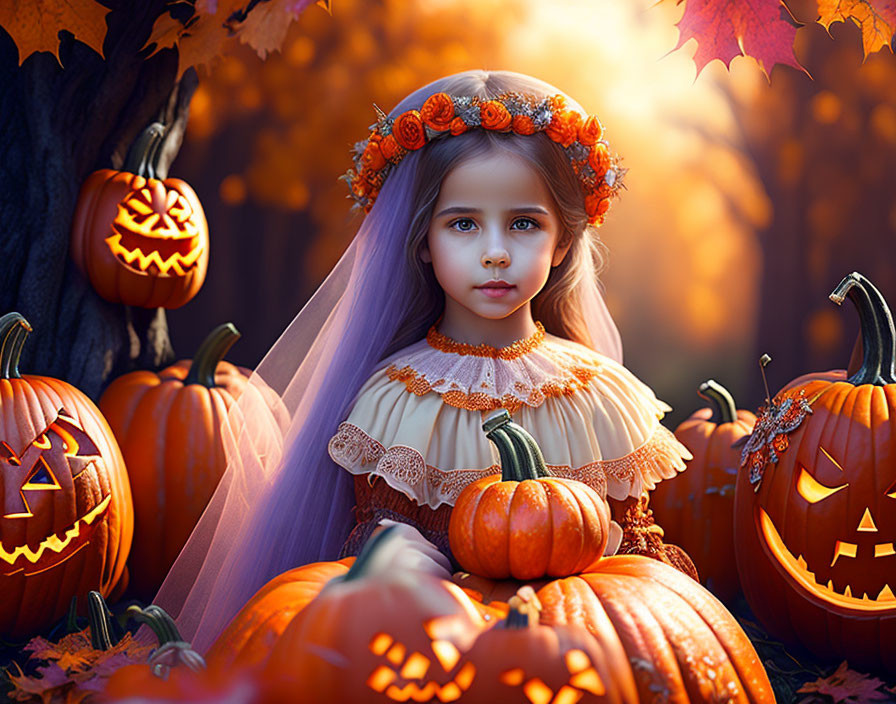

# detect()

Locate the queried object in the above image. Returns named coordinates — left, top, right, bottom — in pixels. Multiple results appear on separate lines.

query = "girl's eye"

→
left=511, top=217, right=539, bottom=231
left=449, top=218, right=477, bottom=232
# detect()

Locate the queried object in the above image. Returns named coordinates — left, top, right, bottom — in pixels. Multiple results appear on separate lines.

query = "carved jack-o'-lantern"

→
left=735, top=273, right=896, bottom=672
left=265, top=526, right=486, bottom=703
left=0, top=313, right=132, bottom=638
left=70, top=122, right=209, bottom=309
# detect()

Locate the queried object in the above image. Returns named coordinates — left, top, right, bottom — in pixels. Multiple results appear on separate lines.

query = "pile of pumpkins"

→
left=103, top=412, right=775, bottom=703
left=3, top=266, right=896, bottom=699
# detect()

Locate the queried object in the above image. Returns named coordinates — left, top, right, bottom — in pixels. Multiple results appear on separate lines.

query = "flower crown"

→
left=343, top=91, right=626, bottom=226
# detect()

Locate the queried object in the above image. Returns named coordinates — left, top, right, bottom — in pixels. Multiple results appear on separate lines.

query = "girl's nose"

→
left=481, top=233, right=510, bottom=268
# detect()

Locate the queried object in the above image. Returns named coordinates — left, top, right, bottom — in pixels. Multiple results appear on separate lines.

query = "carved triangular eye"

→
left=53, top=411, right=100, bottom=458
left=797, top=466, right=847, bottom=504
left=22, top=456, right=61, bottom=491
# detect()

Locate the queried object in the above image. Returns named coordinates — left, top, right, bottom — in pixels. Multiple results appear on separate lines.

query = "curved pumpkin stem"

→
left=184, top=323, right=241, bottom=387
left=87, top=591, right=117, bottom=651
left=127, top=604, right=184, bottom=646
left=0, top=312, right=31, bottom=380
left=331, top=524, right=400, bottom=584
left=830, top=273, right=896, bottom=386
left=122, top=122, right=167, bottom=179
left=483, top=411, right=524, bottom=481
left=505, top=421, right=550, bottom=480
left=697, top=380, right=737, bottom=424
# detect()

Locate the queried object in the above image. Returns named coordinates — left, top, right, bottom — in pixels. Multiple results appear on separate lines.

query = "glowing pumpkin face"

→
left=1, top=410, right=110, bottom=576
left=735, top=273, right=896, bottom=672
left=0, top=313, right=132, bottom=639
left=264, top=526, right=486, bottom=703
left=70, top=122, right=209, bottom=309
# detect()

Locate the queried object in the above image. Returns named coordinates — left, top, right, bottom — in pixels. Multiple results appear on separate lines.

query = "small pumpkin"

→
left=0, top=313, right=132, bottom=639
left=649, top=380, right=755, bottom=602
left=99, top=323, right=288, bottom=600
left=735, top=272, right=896, bottom=671
left=70, top=122, right=209, bottom=308
left=536, top=555, right=774, bottom=702
left=449, top=410, right=610, bottom=580
left=264, top=525, right=486, bottom=704
left=460, top=588, right=638, bottom=704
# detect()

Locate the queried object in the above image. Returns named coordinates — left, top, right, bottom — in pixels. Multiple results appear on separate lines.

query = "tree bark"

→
left=0, top=2, right=196, bottom=399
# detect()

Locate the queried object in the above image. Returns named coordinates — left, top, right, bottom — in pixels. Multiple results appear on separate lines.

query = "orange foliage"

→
left=0, top=0, right=109, bottom=65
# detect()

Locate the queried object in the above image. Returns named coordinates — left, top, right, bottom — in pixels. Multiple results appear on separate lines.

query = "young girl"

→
left=155, top=69, right=692, bottom=653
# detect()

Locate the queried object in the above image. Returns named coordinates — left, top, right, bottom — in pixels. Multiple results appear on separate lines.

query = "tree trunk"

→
left=0, top=2, right=196, bottom=399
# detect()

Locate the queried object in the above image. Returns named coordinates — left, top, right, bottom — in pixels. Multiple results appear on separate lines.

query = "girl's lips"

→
left=476, top=283, right=516, bottom=298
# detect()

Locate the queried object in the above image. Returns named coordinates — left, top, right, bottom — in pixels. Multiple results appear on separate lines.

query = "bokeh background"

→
left=165, top=0, right=896, bottom=427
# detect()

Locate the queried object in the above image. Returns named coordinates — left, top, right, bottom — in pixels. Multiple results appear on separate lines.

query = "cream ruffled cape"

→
left=328, top=324, right=690, bottom=510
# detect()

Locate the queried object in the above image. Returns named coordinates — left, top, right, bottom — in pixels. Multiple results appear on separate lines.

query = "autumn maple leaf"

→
left=797, top=661, right=891, bottom=703
left=817, top=0, right=896, bottom=56
left=674, top=0, right=808, bottom=78
left=0, top=0, right=110, bottom=66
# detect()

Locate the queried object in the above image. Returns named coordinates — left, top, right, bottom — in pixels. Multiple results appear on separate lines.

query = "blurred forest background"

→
left=163, top=0, right=896, bottom=426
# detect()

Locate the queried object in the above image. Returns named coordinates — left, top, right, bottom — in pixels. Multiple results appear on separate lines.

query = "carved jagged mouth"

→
left=0, top=495, right=111, bottom=576
left=759, top=508, right=896, bottom=611
left=106, top=232, right=204, bottom=277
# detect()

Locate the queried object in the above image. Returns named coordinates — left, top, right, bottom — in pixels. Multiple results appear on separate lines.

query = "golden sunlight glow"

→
left=797, top=467, right=848, bottom=504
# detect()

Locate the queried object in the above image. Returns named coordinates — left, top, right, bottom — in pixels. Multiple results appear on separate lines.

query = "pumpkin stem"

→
left=483, top=411, right=524, bottom=481
left=127, top=604, right=184, bottom=646
left=87, top=591, right=118, bottom=651
left=184, top=323, right=241, bottom=387
left=122, top=122, right=167, bottom=178
left=483, top=410, right=549, bottom=481
left=830, top=272, right=896, bottom=386
left=332, top=524, right=400, bottom=583
left=503, top=588, right=543, bottom=629
left=697, top=380, right=737, bottom=424
left=0, top=313, right=31, bottom=380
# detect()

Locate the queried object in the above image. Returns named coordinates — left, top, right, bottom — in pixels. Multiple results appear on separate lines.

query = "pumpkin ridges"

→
left=472, top=484, right=515, bottom=578
left=603, top=557, right=770, bottom=703
left=542, top=479, right=582, bottom=575
left=507, top=480, right=552, bottom=579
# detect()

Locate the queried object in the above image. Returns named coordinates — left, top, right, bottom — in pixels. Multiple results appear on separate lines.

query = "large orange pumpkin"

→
left=649, top=380, right=755, bottom=602
left=536, top=555, right=774, bottom=703
left=265, top=525, right=487, bottom=704
left=99, top=323, right=286, bottom=600
left=735, top=272, right=896, bottom=672
left=0, top=313, right=132, bottom=638
left=206, top=556, right=355, bottom=671
left=70, top=122, right=209, bottom=309
left=449, top=411, right=610, bottom=580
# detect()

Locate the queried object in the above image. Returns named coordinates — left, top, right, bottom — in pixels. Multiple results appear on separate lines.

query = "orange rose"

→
left=379, top=134, right=403, bottom=162
left=479, top=100, right=512, bottom=131
left=585, top=193, right=610, bottom=220
left=392, top=110, right=427, bottom=150
left=361, top=141, right=387, bottom=171
left=450, top=117, right=468, bottom=136
left=588, top=143, right=610, bottom=173
left=421, top=93, right=455, bottom=131
left=545, top=111, right=580, bottom=147
left=511, top=114, right=536, bottom=135
left=577, top=116, right=603, bottom=146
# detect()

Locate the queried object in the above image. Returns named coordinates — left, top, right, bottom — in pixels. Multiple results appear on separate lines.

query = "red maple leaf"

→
left=0, top=0, right=110, bottom=66
left=797, top=661, right=891, bottom=703
left=674, top=0, right=808, bottom=78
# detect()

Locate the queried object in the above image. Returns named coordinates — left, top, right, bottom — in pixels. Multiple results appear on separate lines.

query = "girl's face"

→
left=422, top=149, right=569, bottom=335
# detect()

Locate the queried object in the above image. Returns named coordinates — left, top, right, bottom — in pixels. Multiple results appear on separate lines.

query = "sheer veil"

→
left=152, top=69, right=624, bottom=653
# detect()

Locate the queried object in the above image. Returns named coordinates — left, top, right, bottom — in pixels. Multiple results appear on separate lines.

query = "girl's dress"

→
left=328, top=322, right=692, bottom=561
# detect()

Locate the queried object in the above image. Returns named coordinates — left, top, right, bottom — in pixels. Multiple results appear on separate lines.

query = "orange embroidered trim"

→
left=426, top=322, right=546, bottom=359
left=328, top=422, right=687, bottom=507
left=384, top=362, right=598, bottom=412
